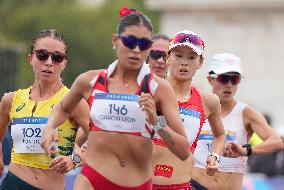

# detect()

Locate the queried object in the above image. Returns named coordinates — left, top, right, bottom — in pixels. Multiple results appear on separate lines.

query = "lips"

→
left=42, top=70, right=52, bottom=74
left=129, top=56, right=140, bottom=61
left=179, top=68, right=188, bottom=73
left=223, top=91, right=232, bottom=95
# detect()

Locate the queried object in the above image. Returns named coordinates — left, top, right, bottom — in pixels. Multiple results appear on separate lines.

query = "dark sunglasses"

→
left=171, top=33, right=204, bottom=49
left=211, top=74, right=241, bottom=85
left=34, top=49, right=67, bottom=64
left=149, top=50, right=167, bottom=61
left=119, top=35, right=153, bottom=51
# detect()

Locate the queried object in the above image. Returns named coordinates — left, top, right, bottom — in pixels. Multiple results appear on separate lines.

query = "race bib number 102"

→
left=11, top=117, right=50, bottom=153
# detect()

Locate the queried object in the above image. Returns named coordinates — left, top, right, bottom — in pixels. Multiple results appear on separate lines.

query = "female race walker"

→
left=152, top=30, right=226, bottom=190
left=41, top=7, right=189, bottom=190
left=0, top=29, right=89, bottom=190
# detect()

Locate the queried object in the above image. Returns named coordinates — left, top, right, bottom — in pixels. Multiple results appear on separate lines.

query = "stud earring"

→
left=112, top=46, right=116, bottom=50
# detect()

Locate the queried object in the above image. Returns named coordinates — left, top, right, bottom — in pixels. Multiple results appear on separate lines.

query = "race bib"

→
left=91, top=93, right=146, bottom=133
left=11, top=117, right=55, bottom=153
left=180, top=107, right=201, bottom=145
left=194, top=128, right=237, bottom=166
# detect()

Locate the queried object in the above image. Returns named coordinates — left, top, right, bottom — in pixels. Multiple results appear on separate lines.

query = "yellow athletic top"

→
left=9, top=86, right=77, bottom=169
left=250, top=133, right=263, bottom=146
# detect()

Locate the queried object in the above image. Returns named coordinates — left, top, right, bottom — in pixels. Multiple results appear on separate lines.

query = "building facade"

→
left=146, top=0, right=284, bottom=133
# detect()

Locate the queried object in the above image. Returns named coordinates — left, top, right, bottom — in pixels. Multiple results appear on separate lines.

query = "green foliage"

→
left=0, top=0, right=159, bottom=88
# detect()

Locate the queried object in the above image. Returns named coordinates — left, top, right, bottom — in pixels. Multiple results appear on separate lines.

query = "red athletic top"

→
left=154, top=86, right=205, bottom=153
left=88, top=62, right=157, bottom=139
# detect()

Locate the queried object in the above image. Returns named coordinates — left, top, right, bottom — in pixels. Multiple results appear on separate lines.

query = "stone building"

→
left=145, top=0, right=284, bottom=132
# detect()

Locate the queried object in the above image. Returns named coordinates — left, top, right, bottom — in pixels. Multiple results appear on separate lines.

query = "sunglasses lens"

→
left=138, top=38, right=153, bottom=51
left=231, top=75, right=241, bottom=85
left=216, top=75, right=241, bottom=85
left=120, top=35, right=152, bottom=51
left=35, top=49, right=49, bottom=61
left=150, top=50, right=166, bottom=61
left=121, top=35, right=137, bottom=49
left=51, top=52, right=65, bottom=63
left=173, top=33, right=204, bottom=47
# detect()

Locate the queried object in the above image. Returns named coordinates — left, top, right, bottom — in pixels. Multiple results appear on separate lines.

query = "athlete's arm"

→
left=243, top=106, right=282, bottom=155
left=204, top=93, right=226, bottom=156
left=41, top=70, right=99, bottom=155
left=203, top=93, right=225, bottom=175
left=0, top=92, right=14, bottom=176
left=154, top=77, right=189, bottom=161
left=75, top=127, right=88, bottom=147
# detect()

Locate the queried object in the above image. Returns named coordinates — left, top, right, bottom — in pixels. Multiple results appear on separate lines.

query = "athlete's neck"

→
left=220, top=100, right=237, bottom=117
left=30, top=80, right=63, bottom=101
left=169, top=77, right=192, bottom=98
left=112, top=64, right=139, bottom=84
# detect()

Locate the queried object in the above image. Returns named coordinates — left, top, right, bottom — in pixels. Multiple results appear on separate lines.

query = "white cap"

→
left=208, top=53, right=243, bottom=76
left=168, top=30, right=205, bottom=55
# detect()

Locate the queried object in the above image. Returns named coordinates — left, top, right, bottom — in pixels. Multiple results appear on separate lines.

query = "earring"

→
left=112, top=46, right=116, bottom=50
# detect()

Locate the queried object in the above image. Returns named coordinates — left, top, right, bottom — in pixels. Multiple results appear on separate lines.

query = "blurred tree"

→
left=0, top=0, right=159, bottom=88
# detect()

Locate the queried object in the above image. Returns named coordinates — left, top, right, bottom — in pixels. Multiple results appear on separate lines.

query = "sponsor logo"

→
left=16, top=103, right=25, bottom=112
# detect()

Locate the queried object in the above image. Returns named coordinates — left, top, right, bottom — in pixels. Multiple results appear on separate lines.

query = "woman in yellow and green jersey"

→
left=0, top=29, right=89, bottom=190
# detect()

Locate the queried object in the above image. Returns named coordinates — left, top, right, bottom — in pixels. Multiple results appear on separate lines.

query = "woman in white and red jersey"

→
left=152, top=30, right=226, bottom=190
left=191, top=53, right=283, bottom=190
left=41, top=7, right=189, bottom=190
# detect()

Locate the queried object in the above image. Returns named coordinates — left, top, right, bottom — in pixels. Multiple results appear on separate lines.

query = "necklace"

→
left=176, top=91, right=190, bottom=102
left=115, top=75, right=130, bottom=89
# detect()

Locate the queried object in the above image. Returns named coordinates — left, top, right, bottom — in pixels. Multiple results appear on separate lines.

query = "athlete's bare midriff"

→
left=85, top=131, right=153, bottom=186
left=153, top=144, right=193, bottom=185
left=192, top=167, right=244, bottom=190
left=9, top=163, right=64, bottom=190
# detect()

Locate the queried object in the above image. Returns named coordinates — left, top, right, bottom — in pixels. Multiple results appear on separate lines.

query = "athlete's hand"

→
left=139, top=92, right=158, bottom=125
left=49, top=156, right=74, bottom=174
left=206, top=156, right=219, bottom=176
left=41, top=125, right=57, bottom=156
left=223, top=142, right=246, bottom=158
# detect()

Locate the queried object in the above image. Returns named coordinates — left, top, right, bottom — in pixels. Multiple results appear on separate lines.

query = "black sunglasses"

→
left=211, top=74, right=241, bottom=85
left=34, top=49, right=67, bottom=64
left=119, top=35, right=153, bottom=51
left=149, top=50, right=167, bottom=61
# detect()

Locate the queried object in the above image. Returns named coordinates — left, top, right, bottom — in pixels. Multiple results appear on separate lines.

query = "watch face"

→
left=159, top=116, right=167, bottom=128
left=72, top=154, right=81, bottom=164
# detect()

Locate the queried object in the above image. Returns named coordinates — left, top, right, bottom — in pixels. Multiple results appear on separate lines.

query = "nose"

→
left=44, top=56, right=53, bottom=66
left=181, top=60, right=188, bottom=66
left=132, top=45, right=140, bottom=53
left=157, top=56, right=166, bottom=63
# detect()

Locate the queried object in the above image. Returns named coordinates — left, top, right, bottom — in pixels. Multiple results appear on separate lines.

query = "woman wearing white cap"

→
left=191, top=53, right=283, bottom=190
left=152, top=30, right=226, bottom=190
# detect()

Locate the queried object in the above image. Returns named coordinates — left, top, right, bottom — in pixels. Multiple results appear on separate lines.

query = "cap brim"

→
left=169, top=43, right=203, bottom=55
left=210, top=66, right=243, bottom=76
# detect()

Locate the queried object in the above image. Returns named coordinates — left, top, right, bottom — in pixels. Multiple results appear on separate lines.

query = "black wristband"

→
left=242, top=144, right=252, bottom=156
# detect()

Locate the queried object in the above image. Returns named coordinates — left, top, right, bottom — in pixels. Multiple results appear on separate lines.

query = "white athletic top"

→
left=194, top=101, right=248, bottom=174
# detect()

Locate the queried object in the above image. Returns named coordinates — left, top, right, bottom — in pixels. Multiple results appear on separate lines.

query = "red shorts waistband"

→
left=81, top=164, right=152, bottom=190
left=153, top=182, right=192, bottom=190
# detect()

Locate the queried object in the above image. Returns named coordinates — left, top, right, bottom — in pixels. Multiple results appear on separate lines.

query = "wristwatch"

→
left=208, top=152, right=220, bottom=162
left=242, top=144, right=252, bottom=156
left=71, top=153, right=81, bottom=166
left=152, top=116, right=167, bottom=131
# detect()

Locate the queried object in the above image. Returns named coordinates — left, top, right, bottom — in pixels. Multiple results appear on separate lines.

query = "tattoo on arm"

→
left=159, top=129, right=175, bottom=146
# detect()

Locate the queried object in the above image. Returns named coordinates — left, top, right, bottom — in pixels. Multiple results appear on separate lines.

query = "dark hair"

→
left=116, top=10, right=153, bottom=35
left=30, top=29, right=68, bottom=55
left=152, top=34, right=170, bottom=41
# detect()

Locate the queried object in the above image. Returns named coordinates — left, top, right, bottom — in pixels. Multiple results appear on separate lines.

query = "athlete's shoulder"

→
left=0, top=91, right=16, bottom=115
left=73, top=69, right=104, bottom=89
left=201, top=92, right=220, bottom=109
left=1, top=91, right=15, bottom=104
